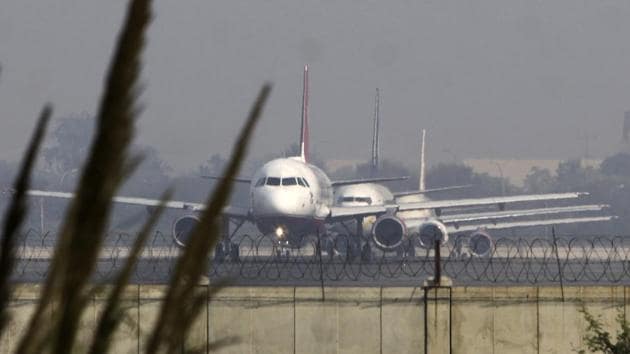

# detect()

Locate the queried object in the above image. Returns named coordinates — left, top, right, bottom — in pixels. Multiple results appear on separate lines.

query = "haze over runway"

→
left=1, top=1, right=630, bottom=171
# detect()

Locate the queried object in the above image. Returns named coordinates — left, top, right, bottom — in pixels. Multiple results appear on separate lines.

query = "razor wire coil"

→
left=11, top=229, right=630, bottom=286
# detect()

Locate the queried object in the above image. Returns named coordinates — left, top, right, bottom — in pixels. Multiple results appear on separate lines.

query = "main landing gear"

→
left=213, top=217, right=243, bottom=263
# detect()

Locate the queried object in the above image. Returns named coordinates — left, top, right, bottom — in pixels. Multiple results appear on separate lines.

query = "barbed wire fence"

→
left=10, top=228, right=630, bottom=286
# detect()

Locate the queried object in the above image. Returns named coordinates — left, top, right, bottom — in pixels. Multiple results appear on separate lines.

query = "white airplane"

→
left=330, top=92, right=613, bottom=257
left=26, top=66, right=614, bottom=259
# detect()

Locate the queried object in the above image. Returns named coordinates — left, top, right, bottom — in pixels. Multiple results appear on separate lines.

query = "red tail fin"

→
left=299, top=65, right=309, bottom=162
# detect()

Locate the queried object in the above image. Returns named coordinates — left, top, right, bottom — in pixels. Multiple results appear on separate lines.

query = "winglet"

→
left=299, top=65, right=309, bottom=162
left=419, top=129, right=426, bottom=192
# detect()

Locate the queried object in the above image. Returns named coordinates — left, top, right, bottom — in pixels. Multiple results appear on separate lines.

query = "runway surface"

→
left=10, top=252, right=630, bottom=286
left=12, top=231, right=630, bottom=286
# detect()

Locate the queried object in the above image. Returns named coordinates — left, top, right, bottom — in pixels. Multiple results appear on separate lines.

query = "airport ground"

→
left=6, top=232, right=630, bottom=353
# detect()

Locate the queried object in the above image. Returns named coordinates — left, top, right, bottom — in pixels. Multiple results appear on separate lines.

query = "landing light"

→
left=275, top=226, right=286, bottom=239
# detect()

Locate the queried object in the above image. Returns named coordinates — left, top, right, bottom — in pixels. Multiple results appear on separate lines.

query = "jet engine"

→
left=416, top=220, right=449, bottom=249
left=172, top=215, right=199, bottom=247
left=371, top=215, right=406, bottom=250
left=467, top=229, right=493, bottom=257
left=372, top=216, right=451, bottom=252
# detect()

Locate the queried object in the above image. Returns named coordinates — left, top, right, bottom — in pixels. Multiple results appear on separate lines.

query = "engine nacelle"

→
left=468, top=229, right=493, bottom=257
left=371, top=215, right=407, bottom=250
left=417, top=220, right=449, bottom=249
left=172, top=215, right=200, bottom=247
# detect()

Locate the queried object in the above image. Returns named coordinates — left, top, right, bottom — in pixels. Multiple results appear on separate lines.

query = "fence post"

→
left=423, top=237, right=452, bottom=354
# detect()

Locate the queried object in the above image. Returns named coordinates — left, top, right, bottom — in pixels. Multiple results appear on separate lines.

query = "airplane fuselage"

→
left=249, top=157, right=333, bottom=241
left=334, top=183, right=433, bottom=235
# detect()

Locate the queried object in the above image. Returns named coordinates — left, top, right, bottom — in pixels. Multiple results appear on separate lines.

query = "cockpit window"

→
left=301, top=178, right=310, bottom=187
left=255, top=177, right=266, bottom=187
left=266, top=177, right=280, bottom=186
left=297, top=178, right=306, bottom=187
left=282, top=177, right=297, bottom=186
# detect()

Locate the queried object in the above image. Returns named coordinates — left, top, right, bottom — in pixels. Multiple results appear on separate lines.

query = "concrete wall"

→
left=2, top=285, right=629, bottom=353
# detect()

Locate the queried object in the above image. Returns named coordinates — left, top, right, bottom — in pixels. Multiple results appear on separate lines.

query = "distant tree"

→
left=471, top=172, right=518, bottom=197
left=523, top=167, right=555, bottom=193
left=601, top=153, right=630, bottom=177
left=119, top=146, right=171, bottom=197
left=328, top=164, right=357, bottom=180
left=283, top=143, right=300, bottom=157
left=426, top=163, right=474, bottom=188
left=42, top=114, right=93, bottom=175
left=327, top=158, right=418, bottom=192
left=426, top=162, right=518, bottom=197
left=191, top=153, right=248, bottom=206
left=35, top=114, right=174, bottom=231
left=0, top=160, right=18, bottom=216
left=555, top=159, right=600, bottom=192
left=198, top=153, right=226, bottom=176
left=0, top=160, right=17, bottom=186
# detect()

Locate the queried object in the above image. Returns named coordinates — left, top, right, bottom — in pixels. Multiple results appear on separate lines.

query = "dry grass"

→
left=0, top=106, right=51, bottom=337
left=0, top=0, right=270, bottom=352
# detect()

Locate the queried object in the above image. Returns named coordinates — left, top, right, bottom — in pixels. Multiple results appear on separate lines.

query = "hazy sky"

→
left=1, top=0, right=630, bottom=172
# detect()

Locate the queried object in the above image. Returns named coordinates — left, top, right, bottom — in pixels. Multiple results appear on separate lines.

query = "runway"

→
left=12, top=231, right=630, bottom=286
left=10, top=250, right=630, bottom=286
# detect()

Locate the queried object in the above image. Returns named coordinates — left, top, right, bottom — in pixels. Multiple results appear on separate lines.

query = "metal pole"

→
left=434, top=238, right=441, bottom=286
left=316, top=229, right=325, bottom=301
left=493, top=161, right=505, bottom=196
left=551, top=227, right=565, bottom=302
left=423, top=287, right=428, bottom=354
left=39, top=197, right=44, bottom=235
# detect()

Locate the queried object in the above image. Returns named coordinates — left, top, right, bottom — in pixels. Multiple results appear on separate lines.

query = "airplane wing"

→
left=328, top=205, right=389, bottom=221
left=441, top=204, right=609, bottom=225
left=26, top=190, right=250, bottom=219
left=445, top=215, right=616, bottom=234
left=331, top=176, right=409, bottom=187
left=393, top=184, right=472, bottom=197
left=201, top=175, right=251, bottom=184
left=396, top=192, right=588, bottom=213
left=327, top=192, right=592, bottom=221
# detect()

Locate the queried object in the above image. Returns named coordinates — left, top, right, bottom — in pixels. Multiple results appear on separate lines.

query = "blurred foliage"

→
left=0, top=0, right=269, bottom=352
left=578, top=307, right=630, bottom=354
left=523, top=166, right=555, bottom=194
left=601, top=153, right=630, bottom=177
left=42, top=114, right=92, bottom=176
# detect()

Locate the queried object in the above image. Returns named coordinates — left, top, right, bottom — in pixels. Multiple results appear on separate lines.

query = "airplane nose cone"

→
left=253, top=189, right=308, bottom=216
